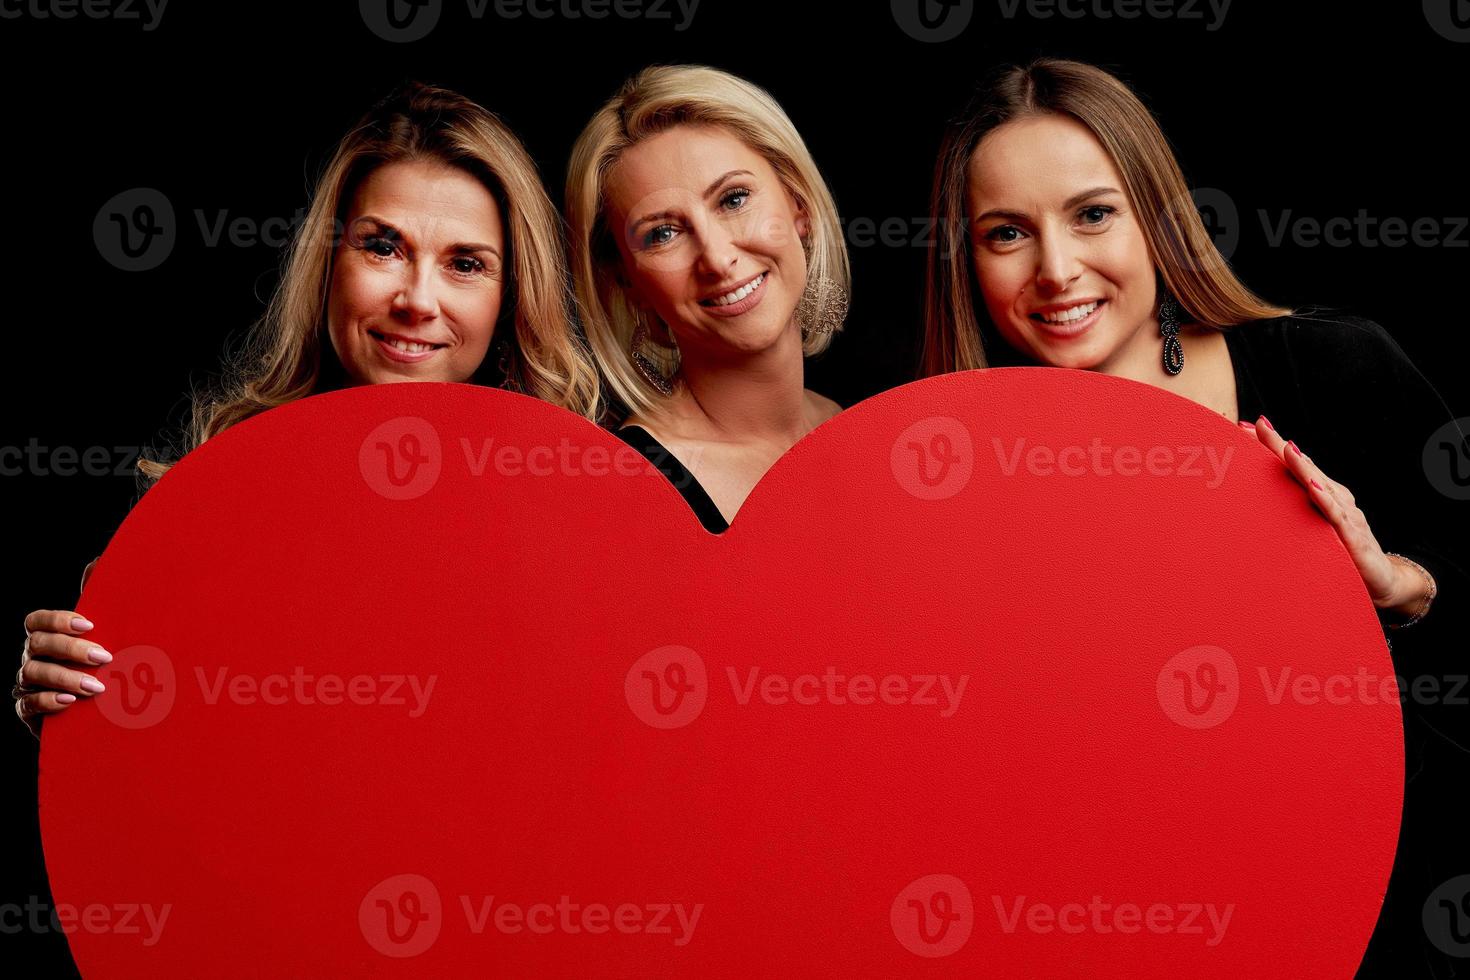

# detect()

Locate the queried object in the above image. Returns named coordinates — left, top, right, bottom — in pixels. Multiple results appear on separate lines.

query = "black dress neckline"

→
left=613, top=425, right=730, bottom=534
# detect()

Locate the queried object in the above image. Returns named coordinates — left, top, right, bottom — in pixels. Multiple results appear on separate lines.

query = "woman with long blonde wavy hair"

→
left=15, top=80, right=600, bottom=733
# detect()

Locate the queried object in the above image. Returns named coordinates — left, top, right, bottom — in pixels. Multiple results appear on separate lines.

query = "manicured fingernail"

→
left=56, top=693, right=77, bottom=704
left=1288, top=441, right=1302, bottom=456
left=71, top=617, right=93, bottom=631
left=1310, top=479, right=1323, bottom=490
left=87, top=647, right=113, bottom=665
left=1258, top=416, right=1274, bottom=431
left=1237, top=420, right=1254, bottom=430
left=80, top=677, right=105, bottom=694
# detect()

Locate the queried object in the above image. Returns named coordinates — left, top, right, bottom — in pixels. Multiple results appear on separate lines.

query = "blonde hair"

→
left=140, top=81, right=600, bottom=482
left=922, top=58, right=1291, bottom=376
left=565, top=64, right=850, bottom=423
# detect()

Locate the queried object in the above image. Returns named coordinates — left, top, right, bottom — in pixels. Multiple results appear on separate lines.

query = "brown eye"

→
left=363, top=236, right=397, bottom=257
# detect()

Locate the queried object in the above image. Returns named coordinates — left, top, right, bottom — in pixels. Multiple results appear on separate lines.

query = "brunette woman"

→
left=924, top=58, right=1467, bottom=975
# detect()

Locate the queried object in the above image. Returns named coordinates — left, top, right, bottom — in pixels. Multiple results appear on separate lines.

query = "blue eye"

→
left=721, top=188, right=751, bottom=210
left=643, top=225, right=676, bottom=248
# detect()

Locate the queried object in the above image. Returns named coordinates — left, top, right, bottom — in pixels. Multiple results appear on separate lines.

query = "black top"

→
left=1222, top=311, right=1466, bottom=652
left=1225, top=311, right=1468, bottom=976
left=612, top=425, right=730, bottom=534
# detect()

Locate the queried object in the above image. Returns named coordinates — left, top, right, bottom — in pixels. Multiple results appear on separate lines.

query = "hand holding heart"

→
left=1240, top=415, right=1434, bottom=617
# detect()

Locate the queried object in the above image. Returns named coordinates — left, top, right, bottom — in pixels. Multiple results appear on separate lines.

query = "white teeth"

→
left=708, top=273, right=764, bottom=307
left=1039, top=301, right=1099, bottom=324
left=386, top=338, right=433, bottom=353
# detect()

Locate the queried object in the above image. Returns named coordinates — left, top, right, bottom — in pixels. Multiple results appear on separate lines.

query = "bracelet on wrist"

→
left=1382, top=553, right=1436, bottom=630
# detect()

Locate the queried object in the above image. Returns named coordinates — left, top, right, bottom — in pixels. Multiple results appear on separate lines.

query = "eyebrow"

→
left=630, top=170, right=756, bottom=230
left=450, top=242, right=502, bottom=259
left=704, top=169, right=753, bottom=198
left=973, top=186, right=1123, bottom=224
left=352, top=215, right=501, bottom=258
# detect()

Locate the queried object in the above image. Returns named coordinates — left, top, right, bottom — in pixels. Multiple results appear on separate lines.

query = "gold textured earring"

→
left=630, top=315, right=678, bottom=396
left=796, top=235, right=849, bottom=342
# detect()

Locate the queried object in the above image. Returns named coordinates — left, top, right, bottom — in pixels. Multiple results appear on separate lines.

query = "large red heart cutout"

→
left=40, top=370, right=1401, bottom=977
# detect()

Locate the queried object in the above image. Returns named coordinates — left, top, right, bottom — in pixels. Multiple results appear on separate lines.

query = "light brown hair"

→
left=923, top=58, right=1290, bottom=376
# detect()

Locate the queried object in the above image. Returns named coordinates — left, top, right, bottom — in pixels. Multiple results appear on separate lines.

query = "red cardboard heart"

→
left=39, top=370, right=1401, bottom=977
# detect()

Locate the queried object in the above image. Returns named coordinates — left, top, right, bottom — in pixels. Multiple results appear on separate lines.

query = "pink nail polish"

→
left=1237, top=420, right=1254, bottom=430
left=1310, top=479, right=1323, bottom=491
left=71, top=617, right=93, bottom=631
left=1289, top=441, right=1302, bottom=456
left=1258, top=416, right=1274, bottom=431
left=87, top=647, right=113, bottom=665
left=80, top=677, right=105, bottom=694
left=56, top=693, right=77, bottom=704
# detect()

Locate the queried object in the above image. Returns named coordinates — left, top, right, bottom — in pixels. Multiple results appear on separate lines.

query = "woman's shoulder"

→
left=1227, top=308, right=1422, bottom=388
left=1230, top=308, right=1400, bottom=355
left=1228, top=307, right=1454, bottom=437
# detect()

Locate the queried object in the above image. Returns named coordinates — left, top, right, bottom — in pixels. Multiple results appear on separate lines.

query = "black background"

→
left=3, top=1, right=1468, bottom=975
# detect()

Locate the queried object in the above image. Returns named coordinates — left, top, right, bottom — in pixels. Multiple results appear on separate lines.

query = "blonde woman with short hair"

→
left=566, top=64, right=850, bottom=533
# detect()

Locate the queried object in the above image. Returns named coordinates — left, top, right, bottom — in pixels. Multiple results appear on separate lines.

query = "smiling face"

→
left=604, top=124, right=810, bottom=362
left=327, top=159, right=506, bottom=385
left=965, top=113, right=1158, bottom=373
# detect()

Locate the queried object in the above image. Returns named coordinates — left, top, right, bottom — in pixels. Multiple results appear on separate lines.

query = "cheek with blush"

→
left=324, top=262, right=387, bottom=383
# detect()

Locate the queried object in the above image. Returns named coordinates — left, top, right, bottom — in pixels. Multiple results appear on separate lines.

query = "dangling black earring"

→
left=1159, top=293, right=1185, bottom=376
